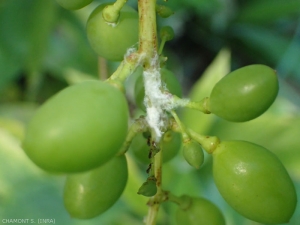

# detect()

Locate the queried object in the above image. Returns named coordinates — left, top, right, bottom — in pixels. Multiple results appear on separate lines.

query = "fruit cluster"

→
left=22, top=0, right=297, bottom=224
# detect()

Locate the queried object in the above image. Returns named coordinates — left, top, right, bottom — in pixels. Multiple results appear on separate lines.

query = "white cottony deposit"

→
left=124, top=47, right=138, bottom=59
left=143, top=61, right=189, bottom=141
left=105, top=21, right=118, bottom=28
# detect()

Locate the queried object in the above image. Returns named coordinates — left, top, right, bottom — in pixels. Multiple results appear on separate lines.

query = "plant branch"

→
left=138, top=0, right=158, bottom=64
left=137, top=0, right=164, bottom=224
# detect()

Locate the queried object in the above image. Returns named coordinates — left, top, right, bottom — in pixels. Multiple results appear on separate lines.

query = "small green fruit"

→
left=182, top=140, right=204, bottom=169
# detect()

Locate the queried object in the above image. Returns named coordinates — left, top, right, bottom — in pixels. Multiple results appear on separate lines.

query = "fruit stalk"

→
left=102, top=0, right=127, bottom=23
left=108, top=52, right=140, bottom=83
left=188, top=129, right=220, bottom=154
left=144, top=149, right=163, bottom=225
left=167, top=192, right=192, bottom=209
left=184, top=97, right=211, bottom=114
left=137, top=0, right=164, bottom=224
left=138, top=0, right=158, bottom=63
left=117, top=116, right=148, bottom=155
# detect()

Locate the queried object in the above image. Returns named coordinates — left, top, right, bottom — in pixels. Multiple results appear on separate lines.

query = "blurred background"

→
left=0, top=0, right=300, bottom=224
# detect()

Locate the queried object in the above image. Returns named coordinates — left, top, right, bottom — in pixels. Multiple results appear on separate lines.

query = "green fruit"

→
left=64, top=155, right=128, bottom=219
left=23, top=81, right=128, bottom=173
left=131, top=130, right=181, bottom=164
left=134, top=68, right=182, bottom=111
left=86, top=3, right=139, bottom=61
left=176, top=196, right=225, bottom=225
left=156, top=5, right=174, bottom=18
left=182, top=140, right=204, bottom=169
left=55, top=0, right=93, bottom=10
left=160, top=26, right=174, bottom=41
left=208, top=64, right=278, bottom=122
left=212, top=140, right=297, bottom=224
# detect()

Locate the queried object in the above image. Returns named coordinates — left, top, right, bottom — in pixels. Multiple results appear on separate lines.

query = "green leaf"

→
left=24, top=0, right=57, bottom=73
left=182, top=48, right=231, bottom=134
left=230, top=25, right=296, bottom=64
left=121, top=154, right=149, bottom=216
left=0, top=102, right=38, bottom=124
left=0, top=129, right=41, bottom=183
left=235, top=0, right=300, bottom=24
left=44, top=10, right=98, bottom=79
left=0, top=117, right=24, bottom=140
left=0, top=0, right=57, bottom=73
left=0, top=46, right=22, bottom=92
left=168, top=0, right=221, bottom=16
left=63, top=68, right=97, bottom=85
left=230, top=24, right=300, bottom=84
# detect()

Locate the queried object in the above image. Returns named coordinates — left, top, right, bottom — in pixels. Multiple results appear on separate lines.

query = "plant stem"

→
left=184, top=97, right=211, bottom=114
left=169, top=115, right=220, bottom=153
left=102, top=0, right=127, bottom=23
left=188, top=129, right=220, bottom=154
left=167, top=192, right=192, bottom=210
left=117, top=116, right=148, bottom=155
left=137, top=0, right=162, bottom=224
left=144, top=161, right=162, bottom=225
left=138, top=0, right=158, bottom=63
left=170, top=110, right=190, bottom=141
left=108, top=52, right=140, bottom=83
left=144, top=132, right=163, bottom=225
left=158, top=37, right=166, bottom=55
left=98, top=57, right=108, bottom=80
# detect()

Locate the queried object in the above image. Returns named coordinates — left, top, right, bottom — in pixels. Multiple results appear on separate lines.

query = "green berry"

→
left=64, top=155, right=128, bottom=219
left=23, top=81, right=128, bottom=173
left=212, top=140, right=297, bottom=224
left=208, top=65, right=278, bottom=122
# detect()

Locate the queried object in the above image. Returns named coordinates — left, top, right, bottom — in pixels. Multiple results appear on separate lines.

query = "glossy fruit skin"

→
left=208, top=64, right=278, bottom=122
left=213, top=140, right=297, bottom=224
left=22, top=81, right=128, bottom=173
left=86, top=3, right=139, bottom=61
left=56, top=0, right=93, bottom=10
left=131, top=130, right=181, bottom=164
left=182, top=140, right=204, bottom=169
left=176, top=197, right=226, bottom=225
left=134, top=68, right=182, bottom=111
left=63, top=155, right=128, bottom=219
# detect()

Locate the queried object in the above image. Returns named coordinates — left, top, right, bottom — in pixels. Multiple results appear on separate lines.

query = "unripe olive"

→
left=176, top=196, right=225, bottom=225
left=182, top=140, right=204, bottom=169
left=63, top=155, right=128, bottom=219
left=208, top=65, right=278, bottom=122
left=212, top=140, right=297, bottom=224
left=23, top=81, right=128, bottom=173
left=160, top=26, right=175, bottom=42
left=56, top=0, right=93, bottom=10
left=86, top=3, right=139, bottom=61
left=156, top=5, right=174, bottom=18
